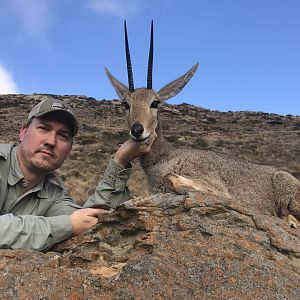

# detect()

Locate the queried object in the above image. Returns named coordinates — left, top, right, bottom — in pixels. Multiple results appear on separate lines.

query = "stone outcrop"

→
left=0, top=192, right=299, bottom=299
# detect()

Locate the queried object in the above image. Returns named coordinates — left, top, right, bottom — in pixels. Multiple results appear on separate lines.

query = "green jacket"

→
left=0, top=144, right=131, bottom=251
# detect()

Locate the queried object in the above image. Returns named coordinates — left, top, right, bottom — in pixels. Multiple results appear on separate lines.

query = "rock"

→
left=0, top=192, right=299, bottom=299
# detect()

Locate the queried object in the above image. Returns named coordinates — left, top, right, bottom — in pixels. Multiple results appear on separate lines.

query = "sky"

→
left=0, top=0, right=300, bottom=115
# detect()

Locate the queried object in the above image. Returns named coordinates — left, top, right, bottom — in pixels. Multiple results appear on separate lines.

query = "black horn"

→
left=124, top=21, right=135, bottom=92
left=147, top=20, right=154, bottom=89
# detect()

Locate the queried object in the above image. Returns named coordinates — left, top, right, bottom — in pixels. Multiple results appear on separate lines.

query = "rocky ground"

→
left=0, top=94, right=299, bottom=299
left=0, top=192, right=299, bottom=299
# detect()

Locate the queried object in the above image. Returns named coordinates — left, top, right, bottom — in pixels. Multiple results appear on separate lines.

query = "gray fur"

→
left=141, top=133, right=300, bottom=219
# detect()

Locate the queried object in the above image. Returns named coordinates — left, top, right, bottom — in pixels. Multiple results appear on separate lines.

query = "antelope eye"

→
left=150, top=100, right=160, bottom=109
left=122, top=102, right=130, bottom=110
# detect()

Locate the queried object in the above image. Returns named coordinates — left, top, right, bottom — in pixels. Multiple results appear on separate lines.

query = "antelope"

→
left=105, top=21, right=300, bottom=227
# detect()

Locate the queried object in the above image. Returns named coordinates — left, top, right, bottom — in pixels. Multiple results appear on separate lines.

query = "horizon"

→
left=0, top=0, right=300, bottom=116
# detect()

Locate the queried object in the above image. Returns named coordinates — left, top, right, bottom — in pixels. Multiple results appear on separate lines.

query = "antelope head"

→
left=105, top=21, right=198, bottom=144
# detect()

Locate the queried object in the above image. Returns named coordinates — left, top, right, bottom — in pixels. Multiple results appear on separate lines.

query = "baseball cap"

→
left=27, top=98, right=79, bottom=136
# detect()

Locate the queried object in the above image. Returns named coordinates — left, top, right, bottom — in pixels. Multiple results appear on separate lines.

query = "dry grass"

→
left=1, top=94, right=299, bottom=204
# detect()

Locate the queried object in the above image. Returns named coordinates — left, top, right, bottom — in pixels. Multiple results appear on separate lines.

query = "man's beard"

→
left=20, top=146, right=60, bottom=174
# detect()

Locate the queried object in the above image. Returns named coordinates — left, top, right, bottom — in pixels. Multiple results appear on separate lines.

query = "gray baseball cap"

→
left=28, top=98, right=79, bottom=136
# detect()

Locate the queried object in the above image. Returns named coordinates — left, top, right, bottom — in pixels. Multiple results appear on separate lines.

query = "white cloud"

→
left=86, top=0, right=139, bottom=18
left=2, top=0, right=56, bottom=38
left=0, top=64, right=19, bottom=94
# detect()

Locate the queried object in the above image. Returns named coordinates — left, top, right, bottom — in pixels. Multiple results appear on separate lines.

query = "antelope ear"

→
left=158, top=63, right=199, bottom=102
left=105, top=67, right=129, bottom=100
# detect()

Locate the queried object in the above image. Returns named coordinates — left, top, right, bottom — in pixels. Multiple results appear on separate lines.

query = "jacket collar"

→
left=5, top=144, right=64, bottom=190
left=0, top=143, right=15, bottom=160
left=8, top=146, right=24, bottom=186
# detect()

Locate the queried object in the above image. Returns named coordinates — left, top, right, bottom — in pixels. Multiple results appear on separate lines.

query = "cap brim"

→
left=35, top=110, right=78, bottom=136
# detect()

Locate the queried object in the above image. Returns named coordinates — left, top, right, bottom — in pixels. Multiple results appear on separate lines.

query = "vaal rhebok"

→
left=105, top=21, right=300, bottom=227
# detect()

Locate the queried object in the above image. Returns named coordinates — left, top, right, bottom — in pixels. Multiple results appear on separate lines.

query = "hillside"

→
left=0, top=94, right=299, bottom=299
left=0, top=93, right=299, bottom=204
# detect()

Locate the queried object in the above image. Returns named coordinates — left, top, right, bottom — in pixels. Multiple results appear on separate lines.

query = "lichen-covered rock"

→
left=1, top=192, right=299, bottom=299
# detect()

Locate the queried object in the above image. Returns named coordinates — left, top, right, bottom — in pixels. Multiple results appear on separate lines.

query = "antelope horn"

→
left=124, top=20, right=135, bottom=92
left=147, top=20, right=154, bottom=89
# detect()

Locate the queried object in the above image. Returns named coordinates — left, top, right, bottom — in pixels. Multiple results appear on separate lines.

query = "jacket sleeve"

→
left=0, top=181, right=81, bottom=251
left=0, top=159, right=131, bottom=251
left=84, top=159, right=131, bottom=209
left=0, top=213, right=72, bottom=251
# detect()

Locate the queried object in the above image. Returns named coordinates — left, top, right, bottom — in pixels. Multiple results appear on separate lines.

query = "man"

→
left=0, top=98, right=152, bottom=251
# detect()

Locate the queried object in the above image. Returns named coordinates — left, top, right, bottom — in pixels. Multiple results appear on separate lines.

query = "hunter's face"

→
left=18, top=117, right=73, bottom=173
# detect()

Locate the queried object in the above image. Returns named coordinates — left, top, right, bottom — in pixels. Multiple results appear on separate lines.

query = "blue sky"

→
left=0, top=0, right=300, bottom=115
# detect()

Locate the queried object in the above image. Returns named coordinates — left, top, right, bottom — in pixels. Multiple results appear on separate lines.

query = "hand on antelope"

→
left=113, top=132, right=157, bottom=168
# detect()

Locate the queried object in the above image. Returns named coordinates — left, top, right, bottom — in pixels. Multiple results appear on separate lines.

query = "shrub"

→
left=192, top=138, right=208, bottom=149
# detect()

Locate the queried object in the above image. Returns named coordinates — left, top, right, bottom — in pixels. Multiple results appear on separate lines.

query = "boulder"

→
left=0, top=192, right=299, bottom=299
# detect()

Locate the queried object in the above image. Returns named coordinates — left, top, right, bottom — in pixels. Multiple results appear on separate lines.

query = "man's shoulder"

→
left=0, top=144, right=15, bottom=160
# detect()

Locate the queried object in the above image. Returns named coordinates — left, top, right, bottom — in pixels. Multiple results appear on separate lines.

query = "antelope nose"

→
left=131, top=122, right=144, bottom=138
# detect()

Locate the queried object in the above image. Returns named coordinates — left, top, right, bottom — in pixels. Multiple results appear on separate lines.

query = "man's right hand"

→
left=70, top=208, right=106, bottom=236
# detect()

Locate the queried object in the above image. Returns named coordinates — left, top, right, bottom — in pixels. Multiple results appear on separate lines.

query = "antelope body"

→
left=105, top=22, right=300, bottom=224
